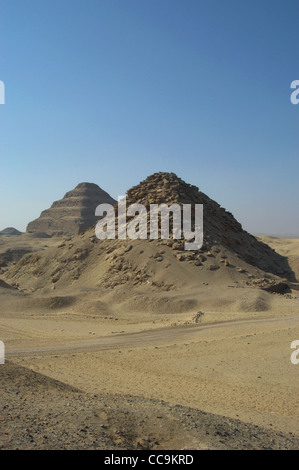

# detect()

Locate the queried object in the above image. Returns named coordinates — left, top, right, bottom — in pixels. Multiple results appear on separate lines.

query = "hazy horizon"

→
left=1, top=174, right=299, bottom=239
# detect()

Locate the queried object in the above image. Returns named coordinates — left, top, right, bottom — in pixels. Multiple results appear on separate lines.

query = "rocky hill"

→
left=5, top=173, right=296, bottom=299
left=122, top=172, right=293, bottom=277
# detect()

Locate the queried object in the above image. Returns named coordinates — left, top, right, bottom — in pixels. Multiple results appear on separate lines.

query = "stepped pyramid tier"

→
left=27, top=182, right=116, bottom=237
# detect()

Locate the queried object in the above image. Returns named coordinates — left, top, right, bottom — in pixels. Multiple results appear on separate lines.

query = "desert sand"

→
left=0, top=234, right=298, bottom=449
left=0, top=174, right=299, bottom=450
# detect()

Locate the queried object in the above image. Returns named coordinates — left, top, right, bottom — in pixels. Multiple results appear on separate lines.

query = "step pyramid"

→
left=27, top=182, right=116, bottom=237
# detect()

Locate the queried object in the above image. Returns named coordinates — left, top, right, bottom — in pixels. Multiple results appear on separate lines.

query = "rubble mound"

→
left=122, top=172, right=294, bottom=279
left=4, top=173, right=296, bottom=294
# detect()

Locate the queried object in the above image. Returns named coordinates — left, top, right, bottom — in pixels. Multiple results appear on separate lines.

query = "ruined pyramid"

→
left=6, top=172, right=296, bottom=296
left=118, top=172, right=294, bottom=278
left=26, top=183, right=116, bottom=237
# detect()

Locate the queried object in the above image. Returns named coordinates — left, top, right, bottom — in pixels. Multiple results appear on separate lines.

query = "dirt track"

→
left=6, top=314, right=299, bottom=356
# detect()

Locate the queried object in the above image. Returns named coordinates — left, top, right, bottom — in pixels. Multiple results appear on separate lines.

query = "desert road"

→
left=5, top=314, right=299, bottom=357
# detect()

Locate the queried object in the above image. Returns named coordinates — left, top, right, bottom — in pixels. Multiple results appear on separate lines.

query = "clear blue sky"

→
left=0, top=0, right=298, bottom=235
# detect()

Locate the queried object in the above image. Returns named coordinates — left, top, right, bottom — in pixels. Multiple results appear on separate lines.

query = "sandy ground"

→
left=1, top=361, right=298, bottom=450
left=0, top=234, right=299, bottom=449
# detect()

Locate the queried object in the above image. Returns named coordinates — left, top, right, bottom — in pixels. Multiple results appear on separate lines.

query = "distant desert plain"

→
left=0, top=173, right=298, bottom=450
